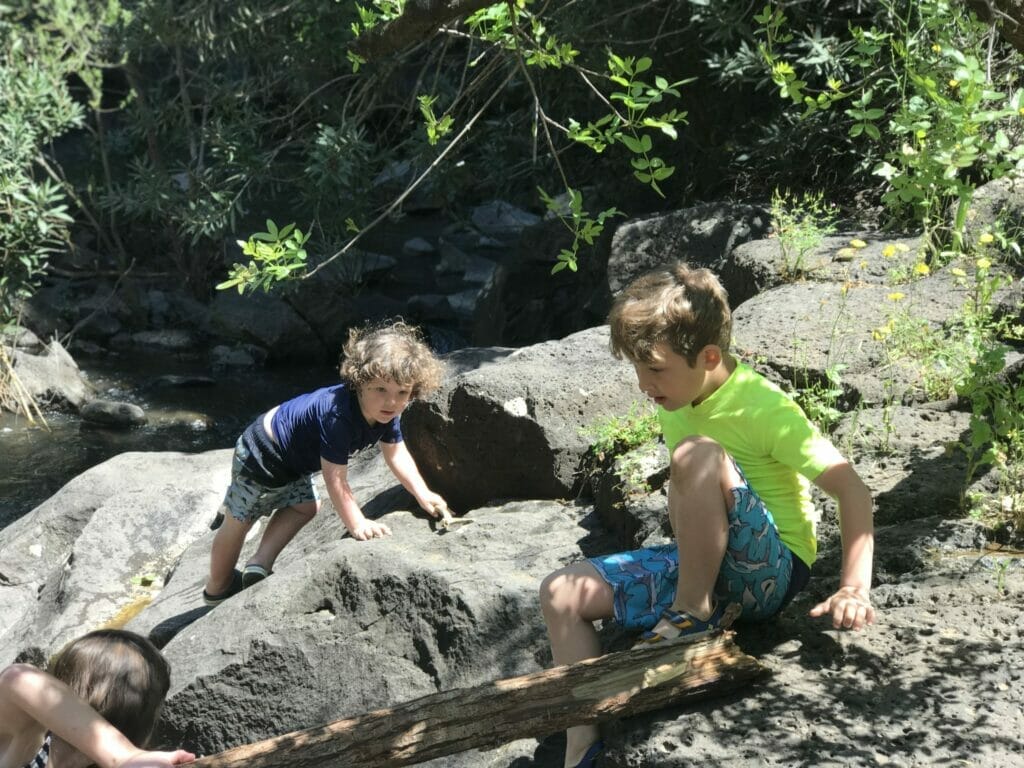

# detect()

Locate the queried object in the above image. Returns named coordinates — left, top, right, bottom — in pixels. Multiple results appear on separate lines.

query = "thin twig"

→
left=59, top=258, right=136, bottom=348
left=304, top=65, right=517, bottom=280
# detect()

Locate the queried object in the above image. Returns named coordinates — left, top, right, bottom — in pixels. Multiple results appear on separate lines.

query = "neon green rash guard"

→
left=658, top=362, right=843, bottom=566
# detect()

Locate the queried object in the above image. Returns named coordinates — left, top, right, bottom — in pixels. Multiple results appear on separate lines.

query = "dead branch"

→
left=192, top=631, right=765, bottom=768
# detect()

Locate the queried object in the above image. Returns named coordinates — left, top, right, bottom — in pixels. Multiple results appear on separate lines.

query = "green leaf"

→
left=619, top=134, right=644, bottom=153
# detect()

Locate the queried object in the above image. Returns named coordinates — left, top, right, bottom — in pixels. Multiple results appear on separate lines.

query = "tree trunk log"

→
left=191, top=632, right=765, bottom=768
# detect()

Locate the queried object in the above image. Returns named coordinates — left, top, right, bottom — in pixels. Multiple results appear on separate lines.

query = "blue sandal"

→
left=635, top=602, right=740, bottom=646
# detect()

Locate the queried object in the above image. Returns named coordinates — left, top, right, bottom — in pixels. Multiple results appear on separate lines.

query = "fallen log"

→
left=192, top=631, right=766, bottom=768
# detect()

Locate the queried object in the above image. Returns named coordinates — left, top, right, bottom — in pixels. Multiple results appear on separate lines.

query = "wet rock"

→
left=80, top=399, right=148, bottom=428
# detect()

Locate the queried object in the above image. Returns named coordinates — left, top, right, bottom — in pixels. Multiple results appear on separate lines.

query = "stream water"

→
left=0, top=352, right=337, bottom=530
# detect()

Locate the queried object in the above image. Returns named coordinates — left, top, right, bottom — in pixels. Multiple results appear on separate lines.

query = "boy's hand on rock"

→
left=419, top=492, right=449, bottom=517
left=351, top=520, right=392, bottom=540
left=119, top=749, right=196, bottom=768
left=809, top=585, right=875, bottom=630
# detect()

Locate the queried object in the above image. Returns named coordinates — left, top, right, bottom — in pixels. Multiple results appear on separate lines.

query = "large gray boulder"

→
left=210, top=290, right=328, bottom=362
left=0, top=450, right=228, bottom=665
left=135, top=495, right=605, bottom=755
left=731, top=262, right=1021, bottom=407
left=2, top=338, right=93, bottom=413
left=723, top=233, right=923, bottom=306
left=606, top=201, right=771, bottom=298
left=403, top=326, right=648, bottom=511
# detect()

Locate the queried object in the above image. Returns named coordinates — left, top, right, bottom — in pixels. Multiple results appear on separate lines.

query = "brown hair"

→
left=339, top=320, right=444, bottom=397
left=49, top=629, right=171, bottom=746
left=608, top=261, right=731, bottom=365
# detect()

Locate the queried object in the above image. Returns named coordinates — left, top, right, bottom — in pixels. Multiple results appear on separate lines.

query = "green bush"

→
left=0, top=11, right=86, bottom=320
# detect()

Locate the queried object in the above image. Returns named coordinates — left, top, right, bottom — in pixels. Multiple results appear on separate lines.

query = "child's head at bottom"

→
left=339, top=320, right=445, bottom=397
left=50, top=629, right=171, bottom=746
left=609, top=261, right=732, bottom=366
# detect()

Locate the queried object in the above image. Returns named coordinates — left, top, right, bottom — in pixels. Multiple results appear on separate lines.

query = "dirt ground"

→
left=514, top=516, right=1024, bottom=768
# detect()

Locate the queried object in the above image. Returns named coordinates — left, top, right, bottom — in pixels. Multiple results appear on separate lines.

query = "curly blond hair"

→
left=339, top=320, right=444, bottom=397
left=609, top=261, right=731, bottom=366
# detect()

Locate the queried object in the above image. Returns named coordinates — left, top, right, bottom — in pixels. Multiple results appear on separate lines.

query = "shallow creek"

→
left=0, top=352, right=335, bottom=530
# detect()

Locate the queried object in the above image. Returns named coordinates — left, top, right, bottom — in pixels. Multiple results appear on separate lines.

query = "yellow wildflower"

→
left=949, top=79, right=959, bottom=89
left=950, top=267, right=967, bottom=277
left=976, top=258, right=991, bottom=270
left=850, top=238, right=867, bottom=249
left=979, top=233, right=994, bottom=244
left=914, top=262, right=930, bottom=276
left=931, top=44, right=941, bottom=53
left=882, top=244, right=897, bottom=258
left=888, top=292, right=905, bottom=301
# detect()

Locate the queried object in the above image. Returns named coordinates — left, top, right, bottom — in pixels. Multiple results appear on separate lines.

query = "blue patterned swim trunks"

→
left=589, top=481, right=808, bottom=630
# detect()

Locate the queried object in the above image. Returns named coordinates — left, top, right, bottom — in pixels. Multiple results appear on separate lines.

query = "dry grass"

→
left=0, top=344, right=48, bottom=426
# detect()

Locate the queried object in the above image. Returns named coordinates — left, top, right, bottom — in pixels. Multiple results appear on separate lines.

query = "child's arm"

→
left=0, top=664, right=194, bottom=768
left=809, top=461, right=876, bottom=630
left=380, top=440, right=447, bottom=516
left=320, top=458, right=391, bottom=540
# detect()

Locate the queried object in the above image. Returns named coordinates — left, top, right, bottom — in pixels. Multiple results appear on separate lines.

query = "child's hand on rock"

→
left=351, top=519, right=392, bottom=540
left=810, top=585, right=875, bottom=630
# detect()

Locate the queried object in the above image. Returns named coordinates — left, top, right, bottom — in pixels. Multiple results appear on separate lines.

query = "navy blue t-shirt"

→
left=270, top=383, right=403, bottom=476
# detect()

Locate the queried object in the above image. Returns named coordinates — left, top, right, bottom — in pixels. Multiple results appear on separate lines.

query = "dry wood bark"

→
left=191, top=631, right=766, bottom=768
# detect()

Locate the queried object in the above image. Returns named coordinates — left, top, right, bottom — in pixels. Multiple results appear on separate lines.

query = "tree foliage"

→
left=2, top=0, right=1023, bottom=309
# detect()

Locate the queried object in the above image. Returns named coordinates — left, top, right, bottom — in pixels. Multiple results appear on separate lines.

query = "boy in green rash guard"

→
left=539, top=262, right=875, bottom=768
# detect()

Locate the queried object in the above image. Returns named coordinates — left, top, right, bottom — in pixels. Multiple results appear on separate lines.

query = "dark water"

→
left=0, top=353, right=337, bottom=530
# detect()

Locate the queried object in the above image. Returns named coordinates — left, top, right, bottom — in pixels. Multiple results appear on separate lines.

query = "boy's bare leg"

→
left=247, top=501, right=319, bottom=573
left=540, top=561, right=614, bottom=768
left=206, top=511, right=254, bottom=594
left=667, top=437, right=737, bottom=620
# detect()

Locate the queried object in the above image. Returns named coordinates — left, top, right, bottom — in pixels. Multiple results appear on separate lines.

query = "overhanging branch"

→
left=351, top=0, right=498, bottom=60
